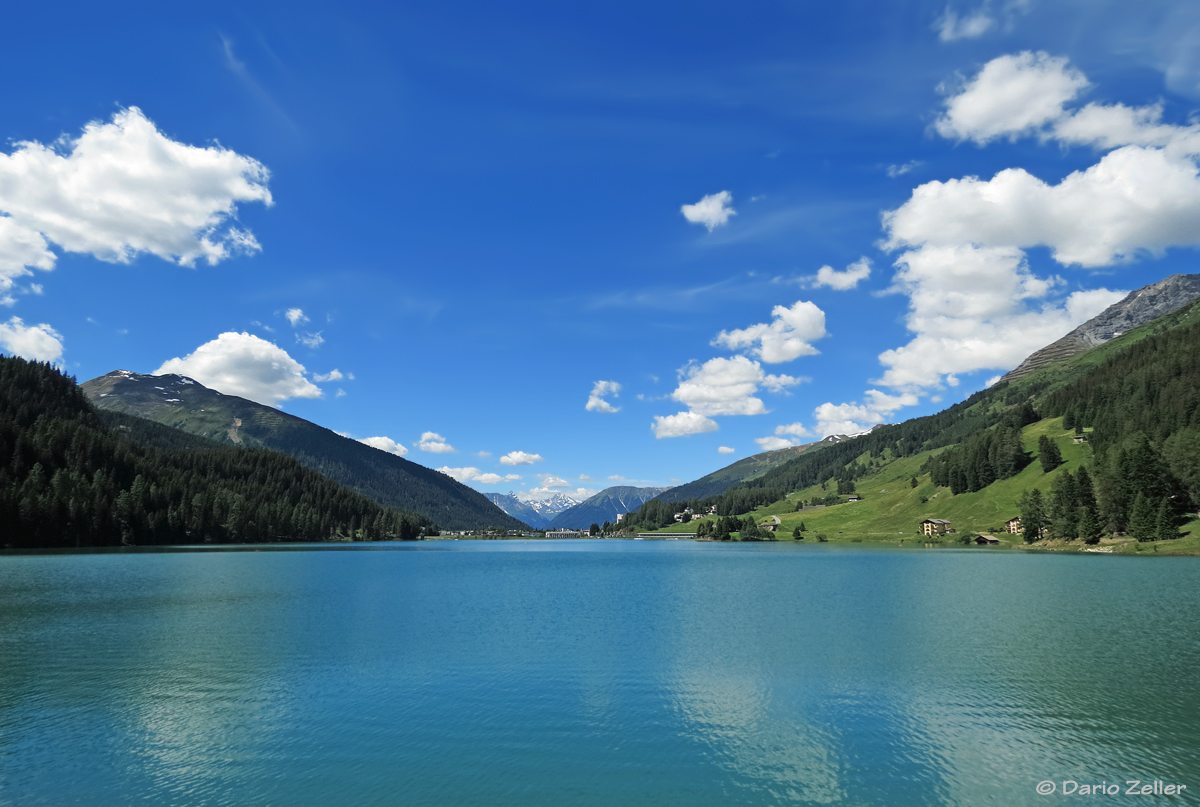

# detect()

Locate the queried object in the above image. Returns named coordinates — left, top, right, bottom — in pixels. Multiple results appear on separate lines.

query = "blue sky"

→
left=3, top=0, right=1200, bottom=499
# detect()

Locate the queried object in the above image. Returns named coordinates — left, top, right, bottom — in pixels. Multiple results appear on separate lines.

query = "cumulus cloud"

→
left=579, top=474, right=593, bottom=481
left=417, top=432, right=455, bottom=454
left=712, top=300, right=827, bottom=363
left=0, top=316, right=63, bottom=362
left=358, top=436, right=408, bottom=457
left=681, top=191, right=736, bottom=231
left=0, top=217, right=55, bottom=304
left=313, top=369, right=344, bottom=382
left=867, top=53, right=1196, bottom=396
left=935, top=52, right=1088, bottom=144
left=296, top=331, right=324, bottom=349
left=0, top=107, right=271, bottom=270
left=652, top=411, right=719, bottom=439
left=438, top=466, right=521, bottom=485
left=671, top=355, right=801, bottom=416
left=754, top=436, right=797, bottom=451
left=718, top=446, right=736, bottom=454
left=585, top=380, right=621, bottom=413
left=500, top=451, right=544, bottom=466
left=539, top=475, right=572, bottom=488
left=811, top=390, right=923, bottom=438
left=812, top=258, right=872, bottom=291
left=285, top=308, right=308, bottom=326
left=155, top=332, right=321, bottom=406
left=754, top=422, right=813, bottom=452
left=775, top=422, right=812, bottom=438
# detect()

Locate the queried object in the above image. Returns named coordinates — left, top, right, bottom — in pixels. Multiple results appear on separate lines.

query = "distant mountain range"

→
left=483, top=491, right=583, bottom=529
left=545, top=486, right=673, bottom=529
left=81, top=371, right=526, bottom=532
left=1003, top=273, right=1200, bottom=382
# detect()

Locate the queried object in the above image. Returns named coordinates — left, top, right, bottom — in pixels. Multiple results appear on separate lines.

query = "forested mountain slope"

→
left=82, top=371, right=526, bottom=532
left=621, top=295, right=1200, bottom=547
left=0, top=357, right=430, bottom=548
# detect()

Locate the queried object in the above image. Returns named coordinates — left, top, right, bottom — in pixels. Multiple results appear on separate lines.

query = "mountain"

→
left=655, top=440, right=837, bottom=504
left=1002, top=273, right=1200, bottom=382
left=620, top=291, right=1200, bottom=553
left=0, top=357, right=427, bottom=548
left=81, top=370, right=526, bottom=532
left=545, top=486, right=673, bottom=529
left=482, top=491, right=572, bottom=529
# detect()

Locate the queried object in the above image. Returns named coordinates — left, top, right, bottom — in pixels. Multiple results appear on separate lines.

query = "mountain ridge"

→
left=81, top=370, right=526, bottom=532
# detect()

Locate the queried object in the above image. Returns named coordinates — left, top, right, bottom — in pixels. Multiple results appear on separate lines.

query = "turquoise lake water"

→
left=2, top=540, right=1199, bottom=806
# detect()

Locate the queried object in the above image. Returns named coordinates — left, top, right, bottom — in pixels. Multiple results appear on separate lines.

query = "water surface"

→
left=2, top=540, right=1198, bottom=806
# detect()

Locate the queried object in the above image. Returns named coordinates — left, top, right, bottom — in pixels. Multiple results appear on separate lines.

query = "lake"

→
left=2, top=540, right=1198, bottom=806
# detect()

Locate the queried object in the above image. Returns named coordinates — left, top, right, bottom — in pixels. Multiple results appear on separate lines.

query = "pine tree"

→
left=1019, top=488, right=1046, bottom=543
left=1128, top=493, right=1157, bottom=542
left=1155, top=499, right=1177, bottom=542
left=1078, top=506, right=1103, bottom=545
left=1048, top=470, right=1080, bottom=541
left=1038, top=435, right=1063, bottom=472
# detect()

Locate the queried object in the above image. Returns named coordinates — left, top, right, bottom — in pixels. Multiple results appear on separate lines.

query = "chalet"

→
left=847, top=495, right=862, bottom=502
left=1006, top=517, right=1022, bottom=534
left=975, top=534, right=1001, bottom=545
left=1073, top=435, right=1088, bottom=444
left=920, top=518, right=952, bottom=537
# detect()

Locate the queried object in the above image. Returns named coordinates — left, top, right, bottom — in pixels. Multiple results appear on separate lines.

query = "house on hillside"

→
left=920, top=518, right=952, bottom=537
left=975, top=534, right=1000, bottom=544
left=847, top=495, right=862, bottom=502
left=1006, top=517, right=1022, bottom=534
left=1073, top=435, right=1088, bottom=444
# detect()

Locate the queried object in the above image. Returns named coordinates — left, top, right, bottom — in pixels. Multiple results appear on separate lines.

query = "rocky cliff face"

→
left=1002, top=274, right=1200, bottom=382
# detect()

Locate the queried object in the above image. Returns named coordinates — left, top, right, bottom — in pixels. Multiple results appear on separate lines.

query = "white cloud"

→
left=0, top=316, right=63, bottom=362
left=0, top=217, right=55, bottom=304
left=500, top=451, right=544, bottom=466
left=417, top=432, right=455, bottom=454
left=285, top=308, right=308, bottom=326
left=313, top=369, right=343, bottom=382
left=652, top=410, right=719, bottom=439
left=812, top=402, right=885, bottom=437
left=754, top=436, right=798, bottom=451
left=775, top=422, right=812, bottom=437
left=474, top=450, right=492, bottom=458
left=875, top=245, right=1125, bottom=389
left=718, top=446, right=736, bottom=454
left=934, top=5, right=994, bottom=42
left=812, top=258, right=872, bottom=291
left=681, top=190, right=736, bottom=231
left=579, top=474, right=593, bottom=481
left=885, top=148, right=1200, bottom=268
left=0, top=107, right=271, bottom=269
left=539, top=475, right=572, bottom=488
left=670, top=355, right=801, bottom=416
left=934, top=52, right=1088, bottom=144
left=586, top=380, right=621, bottom=413
left=607, top=475, right=627, bottom=482
left=438, top=466, right=520, bottom=485
left=712, top=300, right=827, bottom=363
left=155, top=332, right=321, bottom=406
left=886, top=161, right=923, bottom=178
left=335, top=388, right=346, bottom=398
left=296, top=332, right=324, bottom=349
left=358, top=436, right=408, bottom=457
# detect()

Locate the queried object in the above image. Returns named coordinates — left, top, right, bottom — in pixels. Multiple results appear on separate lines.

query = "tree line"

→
left=0, top=357, right=432, bottom=548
